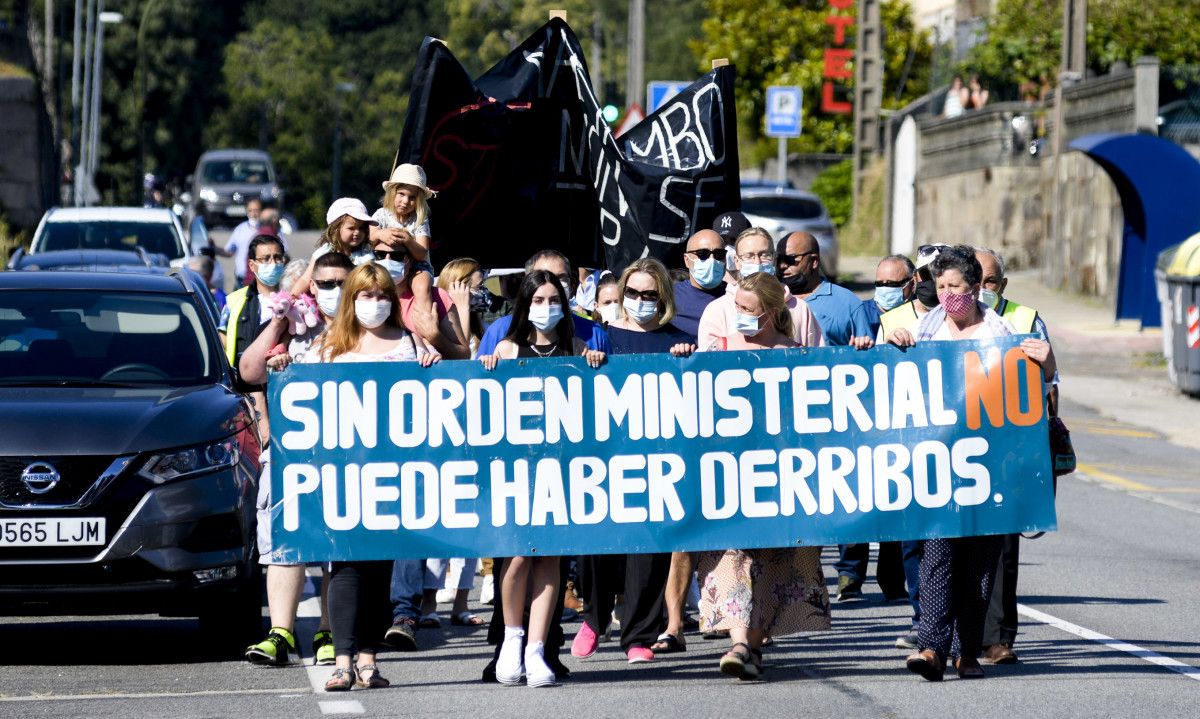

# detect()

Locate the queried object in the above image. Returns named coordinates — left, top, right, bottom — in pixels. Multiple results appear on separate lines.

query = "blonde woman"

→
left=436, top=257, right=487, bottom=356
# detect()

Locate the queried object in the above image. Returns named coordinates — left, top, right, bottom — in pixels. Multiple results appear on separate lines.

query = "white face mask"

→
left=354, top=298, right=392, bottom=329
left=315, top=287, right=341, bottom=318
left=528, top=303, right=564, bottom=332
left=979, top=287, right=1000, bottom=310
left=378, top=258, right=407, bottom=282
left=739, top=262, right=775, bottom=278
left=623, top=297, right=658, bottom=324
left=598, top=304, right=619, bottom=324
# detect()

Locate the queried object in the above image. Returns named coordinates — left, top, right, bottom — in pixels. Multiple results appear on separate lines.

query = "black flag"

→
left=395, top=17, right=740, bottom=272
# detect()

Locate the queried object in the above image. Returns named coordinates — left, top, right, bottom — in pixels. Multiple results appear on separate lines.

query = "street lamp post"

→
left=331, top=82, right=355, bottom=201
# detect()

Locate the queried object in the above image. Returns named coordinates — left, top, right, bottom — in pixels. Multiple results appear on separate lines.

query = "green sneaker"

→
left=312, top=630, right=335, bottom=666
left=245, top=627, right=296, bottom=666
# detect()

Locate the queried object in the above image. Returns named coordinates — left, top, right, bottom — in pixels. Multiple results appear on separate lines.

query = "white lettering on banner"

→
left=490, top=458, right=530, bottom=527
left=282, top=463, right=320, bottom=530
left=647, top=454, right=686, bottom=522
left=647, top=177, right=691, bottom=244
left=594, top=374, right=643, bottom=441
left=569, top=457, right=608, bottom=524
left=753, top=367, right=790, bottom=435
left=388, top=380, right=426, bottom=447
left=531, top=458, right=569, bottom=526
left=714, top=369, right=752, bottom=437
left=361, top=462, right=400, bottom=530
left=466, top=379, right=504, bottom=445
left=280, top=382, right=319, bottom=450
left=428, top=380, right=466, bottom=448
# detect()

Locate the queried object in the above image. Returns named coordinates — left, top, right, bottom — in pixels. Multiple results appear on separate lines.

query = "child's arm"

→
left=404, top=233, right=430, bottom=262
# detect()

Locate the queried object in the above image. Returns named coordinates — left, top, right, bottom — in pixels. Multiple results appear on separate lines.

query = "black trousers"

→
left=487, top=557, right=567, bottom=653
left=578, top=552, right=670, bottom=650
left=329, top=561, right=393, bottom=656
left=834, top=542, right=907, bottom=598
left=983, top=533, right=1021, bottom=647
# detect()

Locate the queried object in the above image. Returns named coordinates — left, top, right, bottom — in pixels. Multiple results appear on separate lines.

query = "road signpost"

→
left=765, top=85, right=803, bottom=184
left=646, top=80, right=691, bottom=114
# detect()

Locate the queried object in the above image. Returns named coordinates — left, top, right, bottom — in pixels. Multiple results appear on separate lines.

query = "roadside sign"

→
left=766, top=85, right=803, bottom=138
left=615, top=104, right=646, bottom=138
left=646, top=81, right=691, bottom=114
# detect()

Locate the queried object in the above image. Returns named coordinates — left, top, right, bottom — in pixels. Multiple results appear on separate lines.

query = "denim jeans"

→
left=901, top=540, right=924, bottom=626
left=390, top=559, right=424, bottom=621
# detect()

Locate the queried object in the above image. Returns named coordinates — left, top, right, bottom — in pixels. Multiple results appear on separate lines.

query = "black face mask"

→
left=914, top=279, right=939, bottom=307
left=782, top=271, right=808, bottom=294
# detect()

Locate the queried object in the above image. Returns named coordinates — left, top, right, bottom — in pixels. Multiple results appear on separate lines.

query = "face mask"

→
left=691, top=257, right=724, bottom=290
left=874, top=285, right=906, bottom=311
left=735, top=312, right=763, bottom=337
left=782, top=272, right=807, bottom=294
left=623, top=297, right=659, bottom=324
left=739, top=262, right=775, bottom=278
left=914, top=279, right=939, bottom=307
left=354, top=298, right=392, bottom=329
left=938, top=291, right=976, bottom=320
left=598, top=304, right=619, bottom=324
left=979, top=287, right=1000, bottom=310
left=724, top=245, right=738, bottom=272
left=528, top=303, right=564, bottom=332
left=315, top=287, right=341, bottom=317
left=255, top=262, right=284, bottom=287
left=378, top=258, right=407, bottom=282
left=469, top=287, right=491, bottom=314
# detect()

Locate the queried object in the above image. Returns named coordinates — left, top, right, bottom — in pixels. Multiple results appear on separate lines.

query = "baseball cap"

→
left=326, top=197, right=377, bottom=226
left=915, top=243, right=951, bottom=270
left=712, top=211, right=751, bottom=243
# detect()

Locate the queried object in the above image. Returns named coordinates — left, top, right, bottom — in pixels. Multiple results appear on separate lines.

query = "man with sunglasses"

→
left=776, top=231, right=872, bottom=347
left=863, top=255, right=917, bottom=338
left=878, top=244, right=950, bottom=342
left=672, top=229, right=731, bottom=339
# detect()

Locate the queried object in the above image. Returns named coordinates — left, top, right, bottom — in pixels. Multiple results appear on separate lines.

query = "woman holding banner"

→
left=481, top=270, right=606, bottom=688
left=888, top=245, right=1055, bottom=681
left=298, top=263, right=440, bottom=691
left=673, top=271, right=832, bottom=680
left=571, top=259, right=693, bottom=664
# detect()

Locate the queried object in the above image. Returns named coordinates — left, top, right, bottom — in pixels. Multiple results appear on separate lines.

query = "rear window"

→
left=741, top=196, right=825, bottom=220
left=201, top=159, right=273, bottom=184
left=0, top=290, right=218, bottom=387
left=40, top=221, right=184, bottom=260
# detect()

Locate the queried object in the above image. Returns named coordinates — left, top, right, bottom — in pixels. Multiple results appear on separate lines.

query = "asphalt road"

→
left=3, top=251, right=1198, bottom=717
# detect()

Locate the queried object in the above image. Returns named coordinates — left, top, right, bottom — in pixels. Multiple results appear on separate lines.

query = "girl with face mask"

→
left=591, top=274, right=621, bottom=325
left=479, top=270, right=605, bottom=688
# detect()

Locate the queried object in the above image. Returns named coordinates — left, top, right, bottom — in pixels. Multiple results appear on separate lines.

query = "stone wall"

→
left=1039, top=150, right=1125, bottom=297
left=0, top=76, right=48, bottom=226
left=914, top=165, right=1043, bottom=267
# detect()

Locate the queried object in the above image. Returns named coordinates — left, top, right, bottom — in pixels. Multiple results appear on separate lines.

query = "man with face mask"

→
left=672, top=229, right=730, bottom=339
left=878, top=244, right=950, bottom=342
left=776, top=231, right=873, bottom=347
left=218, top=234, right=289, bottom=392
left=863, top=255, right=916, bottom=338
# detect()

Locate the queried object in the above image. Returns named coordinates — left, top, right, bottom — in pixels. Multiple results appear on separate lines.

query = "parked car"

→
left=189, top=149, right=284, bottom=228
left=740, top=186, right=840, bottom=277
left=27, top=207, right=190, bottom=268
left=0, top=270, right=262, bottom=647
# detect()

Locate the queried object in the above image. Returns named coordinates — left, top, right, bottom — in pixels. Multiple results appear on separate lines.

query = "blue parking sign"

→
left=766, top=86, right=803, bottom=138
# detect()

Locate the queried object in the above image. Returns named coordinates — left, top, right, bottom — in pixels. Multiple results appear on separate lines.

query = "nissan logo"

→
left=20, top=462, right=60, bottom=494
left=231, top=191, right=243, bottom=203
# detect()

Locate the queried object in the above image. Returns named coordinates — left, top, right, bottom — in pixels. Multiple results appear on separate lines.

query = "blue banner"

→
left=266, top=336, right=1056, bottom=562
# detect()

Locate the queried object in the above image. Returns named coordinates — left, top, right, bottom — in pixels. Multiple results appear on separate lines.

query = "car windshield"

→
left=40, top=221, right=184, bottom=260
left=201, top=160, right=272, bottom=184
left=0, top=290, right=219, bottom=387
left=741, top=196, right=824, bottom=220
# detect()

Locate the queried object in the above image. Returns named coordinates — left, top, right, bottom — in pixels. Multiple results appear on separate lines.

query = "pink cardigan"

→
left=696, top=284, right=826, bottom=350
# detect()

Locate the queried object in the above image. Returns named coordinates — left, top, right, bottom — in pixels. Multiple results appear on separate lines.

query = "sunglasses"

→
left=874, top=278, right=911, bottom=288
left=777, top=251, right=816, bottom=267
left=687, top=248, right=727, bottom=262
left=374, top=249, right=407, bottom=262
left=623, top=287, right=660, bottom=302
left=917, top=244, right=950, bottom=257
left=313, top=279, right=345, bottom=290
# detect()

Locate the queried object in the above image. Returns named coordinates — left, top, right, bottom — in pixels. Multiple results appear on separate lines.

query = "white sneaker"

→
left=524, top=641, right=557, bottom=688
left=496, top=634, right=525, bottom=685
left=480, top=574, right=495, bottom=606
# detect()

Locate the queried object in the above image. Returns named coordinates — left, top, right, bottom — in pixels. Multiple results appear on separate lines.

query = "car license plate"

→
left=0, top=518, right=105, bottom=547
left=225, top=205, right=247, bottom=217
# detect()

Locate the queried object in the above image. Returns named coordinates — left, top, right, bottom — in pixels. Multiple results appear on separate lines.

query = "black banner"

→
left=395, top=18, right=740, bottom=272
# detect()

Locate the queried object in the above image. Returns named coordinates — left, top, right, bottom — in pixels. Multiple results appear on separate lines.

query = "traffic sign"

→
left=646, top=81, right=691, bottom=114
left=765, top=85, right=803, bottom=138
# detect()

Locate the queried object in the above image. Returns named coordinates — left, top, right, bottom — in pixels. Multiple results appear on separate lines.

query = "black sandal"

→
left=355, top=663, right=391, bottom=689
left=719, top=642, right=761, bottom=680
left=650, top=632, right=686, bottom=653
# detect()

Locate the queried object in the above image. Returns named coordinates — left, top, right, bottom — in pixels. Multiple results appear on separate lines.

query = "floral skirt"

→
left=697, top=548, right=831, bottom=636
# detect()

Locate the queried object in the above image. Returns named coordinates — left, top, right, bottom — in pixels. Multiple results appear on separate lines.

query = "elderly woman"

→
left=888, top=245, right=1055, bottom=681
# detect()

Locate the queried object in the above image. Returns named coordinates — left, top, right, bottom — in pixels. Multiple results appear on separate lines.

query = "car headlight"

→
left=198, top=187, right=219, bottom=204
left=140, top=440, right=240, bottom=484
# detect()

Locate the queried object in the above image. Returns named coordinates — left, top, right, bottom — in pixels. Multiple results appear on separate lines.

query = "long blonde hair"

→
left=319, top=263, right=403, bottom=361
left=617, top=257, right=676, bottom=325
left=382, top=183, right=430, bottom=229
left=436, top=257, right=480, bottom=290
left=738, top=272, right=793, bottom=338
left=318, top=214, right=365, bottom=255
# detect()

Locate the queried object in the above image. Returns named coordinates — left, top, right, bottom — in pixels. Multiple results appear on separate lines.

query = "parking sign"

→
left=765, top=86, right=803, bottom=138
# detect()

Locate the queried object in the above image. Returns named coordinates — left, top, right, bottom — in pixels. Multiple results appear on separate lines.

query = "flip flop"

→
left=417, top=613, right=442, bottom=628
left=451, top=611, right=485, bottom=626
left=650, top=632, right=686, bottom=653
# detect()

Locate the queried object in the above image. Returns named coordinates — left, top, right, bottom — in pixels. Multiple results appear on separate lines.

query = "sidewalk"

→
left=841, top=256, right=1200, bottom=449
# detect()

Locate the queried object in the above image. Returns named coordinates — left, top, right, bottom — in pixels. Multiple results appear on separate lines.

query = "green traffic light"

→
left=602, top=104, right=620, bottom=123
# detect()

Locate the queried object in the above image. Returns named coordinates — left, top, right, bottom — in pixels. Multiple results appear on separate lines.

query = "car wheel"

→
left=197, top=560, right=264, bottom=654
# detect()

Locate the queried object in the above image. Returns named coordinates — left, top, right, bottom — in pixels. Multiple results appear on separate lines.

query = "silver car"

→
left=188, top=149, right=283, bottom=228
left=740, top=187, right=840, bottom=277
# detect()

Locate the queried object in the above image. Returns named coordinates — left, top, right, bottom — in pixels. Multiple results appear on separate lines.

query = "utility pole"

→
left=75, top=0, right=95, bottom=206
left=591, top=11, right=603, bottom=104
left=626, top=0, right=644, bottom=109
left=1051, top=0, right=1087, bottom=252
left=852, top=0, right=883, bottom=208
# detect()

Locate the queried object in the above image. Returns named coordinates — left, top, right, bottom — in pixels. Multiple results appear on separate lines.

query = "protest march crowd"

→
left=215, top=162, right=1058, bottom=690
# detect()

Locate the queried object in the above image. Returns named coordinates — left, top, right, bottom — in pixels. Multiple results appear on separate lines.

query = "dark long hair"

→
left=504, top=270, right=575, bottom=348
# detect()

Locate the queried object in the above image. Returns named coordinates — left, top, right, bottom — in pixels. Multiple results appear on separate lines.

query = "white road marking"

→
left=1018, top=604, right=1200, bottom=682
left=0, top=688, right=311, bottom=702
left=319, top=699, right=365, bottom=715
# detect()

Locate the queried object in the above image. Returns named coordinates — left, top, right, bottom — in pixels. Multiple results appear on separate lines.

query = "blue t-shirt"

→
left=861, top=299, right=882, bottom=338
left=672, top=279, right=726, bottom=341
left=607, top=324, right=694, bottom=355
left=477, top=312, right=611, bottom=356
left=802, top=278, right=873, bottom=346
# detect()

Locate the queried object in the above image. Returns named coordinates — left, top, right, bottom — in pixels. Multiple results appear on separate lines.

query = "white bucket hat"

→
left=382, top=163, right=437, bottom=198
left=325, top=197, right=378, bottom=226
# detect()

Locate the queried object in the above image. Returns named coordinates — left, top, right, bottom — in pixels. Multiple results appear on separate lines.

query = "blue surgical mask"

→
left=739, top=262, right=775, bottom=279
left=528, top=303, right=564, bottom=332
left=874, top=285, right=906, bottom=312
left=735, top=312, right=763, bottom=336
left=623, top=297, right=659, bottom=324
left=256, top=262, right=284, bottom=287
left=691, top=257, right=724, bottom=289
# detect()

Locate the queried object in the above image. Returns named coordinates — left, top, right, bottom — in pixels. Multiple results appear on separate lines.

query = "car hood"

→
left=209, top=183, right=276, bottom=198
left=0, top=384, right=251, bottom=456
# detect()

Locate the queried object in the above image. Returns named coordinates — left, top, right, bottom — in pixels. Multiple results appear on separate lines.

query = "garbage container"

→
left=1159, top=232, right=1200, bottom=395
